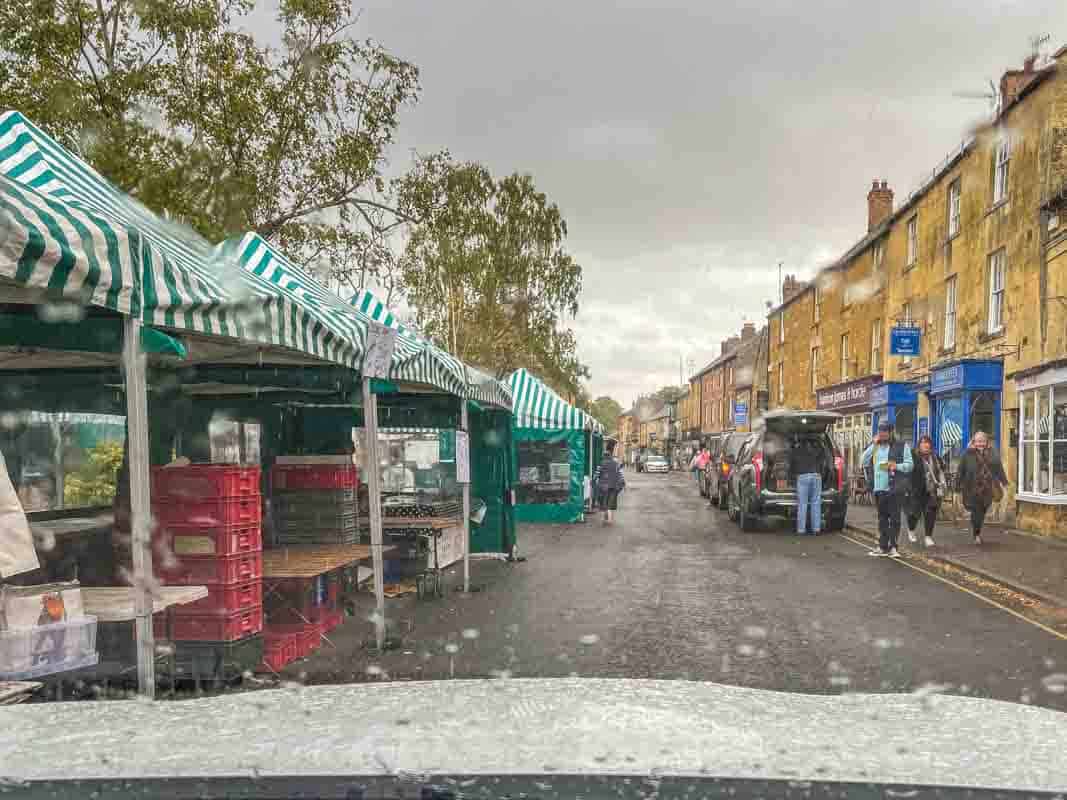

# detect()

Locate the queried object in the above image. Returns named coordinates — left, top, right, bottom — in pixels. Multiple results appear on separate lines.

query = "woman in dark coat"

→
left=905, top=434, right=947, bottom=547
left=956, top=430, right=1008, bottom=545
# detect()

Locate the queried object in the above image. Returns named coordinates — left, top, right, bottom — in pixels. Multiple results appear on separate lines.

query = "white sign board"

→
left=362, top=321, right=397, bottom=379
left=455, top=430, right=471, bottom=484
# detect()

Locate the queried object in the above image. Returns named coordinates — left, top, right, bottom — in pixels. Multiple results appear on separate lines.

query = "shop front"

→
left=869, top=381, right=918, bottom=447
left=1013, top=363, right=1067, bottom=539
left=816, top=375, right=881, bottom=479
left=927, top=360, right=1003, bottom=476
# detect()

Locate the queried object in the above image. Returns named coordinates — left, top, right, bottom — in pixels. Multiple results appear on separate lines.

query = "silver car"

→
left=643, top=455, right=670, bottom=473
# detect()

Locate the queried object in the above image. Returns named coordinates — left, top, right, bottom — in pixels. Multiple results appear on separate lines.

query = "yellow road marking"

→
left=837, top=533, right=1067, bottom=642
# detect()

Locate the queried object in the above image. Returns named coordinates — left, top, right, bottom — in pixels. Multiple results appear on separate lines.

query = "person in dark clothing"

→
left=957, top=430, right=1008, bottom=545
left=790, top=437, right=822, bottom=535
left=861, top=420, right=913, bottom=557
left=595, top=441, right=626, bottom=524
left=905, top=434, right=947, bottom=548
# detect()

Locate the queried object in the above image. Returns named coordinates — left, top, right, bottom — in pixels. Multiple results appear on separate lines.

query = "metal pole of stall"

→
left=123, top=317, right=155, bottom=699
left=361, top=377, right=386, bottom=651
left=461, top=401, right=471, bottom=594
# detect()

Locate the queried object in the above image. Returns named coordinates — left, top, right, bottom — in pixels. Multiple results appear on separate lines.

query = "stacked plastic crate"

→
left=151, top=465, right=265, bottom=673
left=261, top=459, right=356, bottom=672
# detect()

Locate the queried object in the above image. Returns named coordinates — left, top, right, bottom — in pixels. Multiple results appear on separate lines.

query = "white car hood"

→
left=1, top=678, right=1065, bottom=791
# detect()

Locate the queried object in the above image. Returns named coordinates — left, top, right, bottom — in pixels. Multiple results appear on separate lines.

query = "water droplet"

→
left=366, top=664, right=384, bottom=677
left=462, top=628, right=479, bottom=639
left=736, top=643, right=756, bottom=656
left=444, top=643, right=459, bottom=654
left=829, top=675, right=851, bottom=687
left=1041, top=673, right=1067, bottom=694
left=579, top=634, right=599, bottom=645
left=743, top=625, right=767, bottom=639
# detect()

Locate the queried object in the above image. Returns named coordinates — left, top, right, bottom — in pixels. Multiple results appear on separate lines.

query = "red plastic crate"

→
left=152, top=465, right=261, bottom=501
left=259, top=631, right=299, bottom=672
left=271, top=464, right=357, bottom=491
left=156, top=605, right=263, bottom=642
left=263, top=573, right=340, bottom=625
left=153, top=496, right=262, bottom=527
left=172, top=579, right=263, bottom=617
left=155, top=522, right=262, bottom=557
left=267, top=622, right=321, bottom=658
left=319, top=609, right=345, bottom=633
left=158, top=551, right=263, bottom=586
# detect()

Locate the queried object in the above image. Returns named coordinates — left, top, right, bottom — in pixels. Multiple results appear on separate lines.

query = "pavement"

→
left=845, top=503, right=1067, bottom=607
left=279, top=471, right=1067, bottom=713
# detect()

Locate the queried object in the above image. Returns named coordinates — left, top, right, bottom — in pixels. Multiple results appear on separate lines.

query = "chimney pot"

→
left=867, top=179, right=894, bottom=232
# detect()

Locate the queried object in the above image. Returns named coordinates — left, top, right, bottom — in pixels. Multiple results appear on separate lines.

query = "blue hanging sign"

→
left=890, top=326, right=922, bottom=356
left=734, top=402, right=748, bottom=426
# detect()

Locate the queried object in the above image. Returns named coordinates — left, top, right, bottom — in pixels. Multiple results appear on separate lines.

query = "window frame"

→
left=993, top=137, right=1011, bottom=206
left=906, top=216, right=918, bottom=268
left=778, top=362, right=784, bottom=403
left=810, top=346, right=819, bottom=393
left=813, top=284, right=821, bottom=323
left=944, top=276, right=958, bottom=350
left=947, top=178, right=961, bottom=238
left=988, top=249, right=1006, bottom=334
left=779, top=311, right=785, bottom=344
left=840, top=332, right=850, bottom=380
left=870, top=318, right=882, bottom=373
left=901, top=302, right=913, bottom=366
left=873, top=240, right=885, bottom=271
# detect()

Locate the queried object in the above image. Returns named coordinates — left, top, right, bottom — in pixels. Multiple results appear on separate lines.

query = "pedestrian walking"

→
left=790, top=437, right=822, bottom=535
left=596, top=441, right=626, bottom=524
left=957, top=430, right=1008, bottom=546
left=861, top=420, right=913, bottom=557
left=905, top=434, right=947, bottom=547
left=689, top=447, right=710, bottom=489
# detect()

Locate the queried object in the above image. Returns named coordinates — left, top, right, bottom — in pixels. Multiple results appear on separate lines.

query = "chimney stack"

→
left=741, top=322, right=756, bottom=341
left=782, top=274, right=804, bottom=303
left=867, top=179, right=893, bottom=232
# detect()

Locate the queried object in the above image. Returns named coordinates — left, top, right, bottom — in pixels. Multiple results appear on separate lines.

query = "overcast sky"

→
left=264, top=1, right=1067, bottom=406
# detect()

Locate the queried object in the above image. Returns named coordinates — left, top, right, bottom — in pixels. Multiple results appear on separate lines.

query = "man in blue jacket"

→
left=861, top=420, right=913, bottom=558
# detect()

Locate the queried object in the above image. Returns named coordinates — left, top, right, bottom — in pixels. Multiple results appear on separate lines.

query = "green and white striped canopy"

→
left=351, top=288, right=513, bottom=410
left=508, top=368, right=601, bottom=432
left=0, top=111, right=359, bottom=367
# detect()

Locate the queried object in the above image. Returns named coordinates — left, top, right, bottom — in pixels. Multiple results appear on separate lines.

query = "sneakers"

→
left=888, top=548, right=901, bottom=558
left=924, top=536, right=935, bottom=547
left=906, top=527, right=918, bottom=544
left=869, top=549, right=889, bottom=557
left=974, top=534, right=983, bottom=545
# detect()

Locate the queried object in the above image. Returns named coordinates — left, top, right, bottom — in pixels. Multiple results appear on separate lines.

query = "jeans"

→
left=795, top=472, right=822, bottom=534
left=875, top=491, right=901, bottom=552
left=970, top=501, right=990, bottom=536
left=906, top=502, right=939, bottom=538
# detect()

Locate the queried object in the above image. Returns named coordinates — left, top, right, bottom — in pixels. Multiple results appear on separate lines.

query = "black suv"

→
left=705, top=432, right=750, bottom=507
left=724, top=410, right=847, bottom=532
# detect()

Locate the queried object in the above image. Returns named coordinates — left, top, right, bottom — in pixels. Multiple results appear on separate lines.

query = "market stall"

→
left=507, top=369, right=602, bottom=524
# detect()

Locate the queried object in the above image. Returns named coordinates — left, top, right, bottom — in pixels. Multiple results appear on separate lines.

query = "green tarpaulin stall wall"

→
left=507, top=369, right=602, bottom=525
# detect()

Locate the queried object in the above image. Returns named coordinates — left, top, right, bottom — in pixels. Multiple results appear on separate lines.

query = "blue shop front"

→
left=927, top=360, right=1003, bottom=473
left=869, top=381, right=918, bottom=446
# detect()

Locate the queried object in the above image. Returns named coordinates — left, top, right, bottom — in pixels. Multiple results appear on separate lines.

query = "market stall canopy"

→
left=508, top=368, right=601, bottom=432
left=0, top=111, right=360, bottom=369
left=350, top=288, right=513, bottom=410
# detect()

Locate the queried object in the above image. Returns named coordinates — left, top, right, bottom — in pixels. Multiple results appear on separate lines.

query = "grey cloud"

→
left=250, top=0, right=1067, bottom=402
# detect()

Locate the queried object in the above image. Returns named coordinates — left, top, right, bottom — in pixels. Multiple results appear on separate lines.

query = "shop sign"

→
left=931, top=364, right=964, bottom=393
left=868, top=384, right=889, bottom=408
left=815, top=376, right=880, bottom=412
left=734, top=402, right=748, bottom=426
left=890, top=326, right=922, bottom=356
left=1016, top=364, right=1067, bottom=391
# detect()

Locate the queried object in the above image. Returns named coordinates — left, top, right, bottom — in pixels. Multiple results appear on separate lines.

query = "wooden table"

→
left=262, top=543, right=398, bottom=579
left=82, top=586, right=209, bottom=622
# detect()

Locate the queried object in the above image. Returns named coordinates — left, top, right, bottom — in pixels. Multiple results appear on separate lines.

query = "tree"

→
left=0, top=0, right=419, bottom=281
left=395, top=153, right=587, bottom=397
left=64, top=440, right=123, bottom=507
left=653, top=386, right=688, bottom=405
left=589, top=396, right=623, bottom=432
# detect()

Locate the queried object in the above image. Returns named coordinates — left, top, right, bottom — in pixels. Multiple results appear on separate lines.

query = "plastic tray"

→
left=153, top=496, right=262, bottom=527
left=171, top=635, right=264, bottom=683
left=0, top=616, right=99, bottom=680
left=156, top=606, right=263, bottom=642
left=156, top=522, right=262, bottom=557
left=158, top=551, right=263, bottom=586
left=152, top=465, right=261, bottom=501
left=271, top=464, right=357, bottom=491
left=266, top=622, right=321, bottom=658
left=259, top=631, right=299, bottom=672
left=172, top=579, right=263, bottom=617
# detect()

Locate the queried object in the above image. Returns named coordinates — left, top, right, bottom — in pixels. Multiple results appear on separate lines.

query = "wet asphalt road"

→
left=288, top=471, right=1067, bottom=712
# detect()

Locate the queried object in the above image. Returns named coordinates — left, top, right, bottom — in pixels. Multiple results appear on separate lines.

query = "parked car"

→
left=641, top=454, right=670, bottom=474
left=704, top=432, right=750, bottom=507
left=724, top=410, right=846, bottom=532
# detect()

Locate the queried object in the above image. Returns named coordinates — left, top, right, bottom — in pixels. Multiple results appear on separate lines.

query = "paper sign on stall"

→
left=455, top=430, right=470, bottom=484
left=0, top=450, right=39, bottom=578
left=363, top=322, right=397, bottom=380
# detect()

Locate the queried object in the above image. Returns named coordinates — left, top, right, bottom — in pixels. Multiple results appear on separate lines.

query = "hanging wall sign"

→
left=362, top=322, right=397, bottom=379
left=889, top=326, right=922, bottom=356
